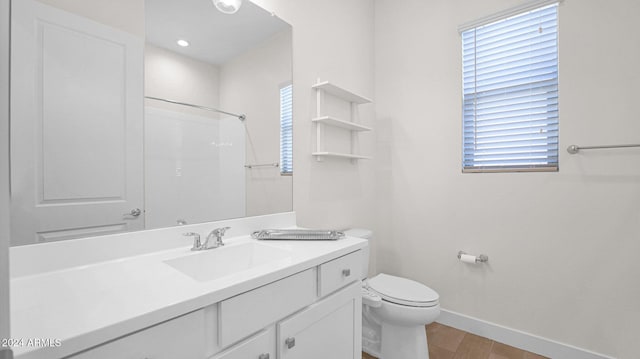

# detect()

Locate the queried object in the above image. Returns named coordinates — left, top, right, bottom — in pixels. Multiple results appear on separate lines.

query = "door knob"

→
left=127, top=208, right=142, bottom=217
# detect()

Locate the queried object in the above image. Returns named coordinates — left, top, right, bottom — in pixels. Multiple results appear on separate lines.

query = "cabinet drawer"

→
left=211, top=326, right=275, bottom=359
left=318, top=250, right=362, bottom=297
left=219, top=268, right=317, bottom=348
left=69, top=309, right=206, bottom=359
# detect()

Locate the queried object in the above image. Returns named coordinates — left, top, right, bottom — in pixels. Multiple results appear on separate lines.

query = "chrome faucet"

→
left=205, top=226, right=231, bottom=249
left=183, top=227, right=230, bottom=251
left=183, top=232, right=202, bottom=251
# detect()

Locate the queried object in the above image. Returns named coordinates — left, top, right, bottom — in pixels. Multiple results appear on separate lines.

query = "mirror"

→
left=9, top=0, right=292, bottom=246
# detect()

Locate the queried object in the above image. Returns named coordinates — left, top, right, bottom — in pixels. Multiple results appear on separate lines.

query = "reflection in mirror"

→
left=9, top=0, right=292, bottom=246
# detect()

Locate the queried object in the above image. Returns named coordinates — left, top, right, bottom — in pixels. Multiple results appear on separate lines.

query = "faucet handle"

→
left=208, top=226, right=231, bottom=248
left=183, top=232, right=201, bottom=251
left=218, top=226, right=231, bottom=236
left=210, top=226, right=230, bottom=237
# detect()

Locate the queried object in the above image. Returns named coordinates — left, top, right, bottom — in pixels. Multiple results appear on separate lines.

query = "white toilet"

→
left=346, top=229, right=440, bottom=359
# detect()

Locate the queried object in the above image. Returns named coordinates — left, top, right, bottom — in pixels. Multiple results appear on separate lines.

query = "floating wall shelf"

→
left=312, top=80, right=373, bottom=162
left=311, top=152, right=373, bottom=160
left=311, top=81, right=372, bottom=104
left=311, top=116, right=372, bottom=132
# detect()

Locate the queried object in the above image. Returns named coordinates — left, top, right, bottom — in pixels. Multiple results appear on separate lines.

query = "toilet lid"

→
left=367, top=273, right=439, bottom=307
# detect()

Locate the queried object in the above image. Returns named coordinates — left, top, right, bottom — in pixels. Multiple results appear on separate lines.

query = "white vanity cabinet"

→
left=65, top=249, right=363, bottom=359
left=213, top=250, right=363, bottom=359
left=214, top=250, right=363, bottom=359
left=212, top=282, right=361, bottom=359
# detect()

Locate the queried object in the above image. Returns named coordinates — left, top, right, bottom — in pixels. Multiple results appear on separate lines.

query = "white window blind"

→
left=280, top=83, right=293, bottom=175
left=462, top=4, right=558, bottom=172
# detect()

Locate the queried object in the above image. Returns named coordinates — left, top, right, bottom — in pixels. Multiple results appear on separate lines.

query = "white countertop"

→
left=9, top=214, right=366, bottom=359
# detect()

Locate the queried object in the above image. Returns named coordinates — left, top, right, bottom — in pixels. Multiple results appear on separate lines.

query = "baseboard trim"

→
left=437, top=309, right=616, bottom=359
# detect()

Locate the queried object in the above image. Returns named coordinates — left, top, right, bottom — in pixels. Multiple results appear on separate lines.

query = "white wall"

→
left=0, top=0, right=11, bottom=347
left=250, top=0, right=377, bottom=271
left=375, top=0, right=640, bottom=358
left=219, top=29, right=293, bottom=217
left=144, top=44, right=221, bottom=119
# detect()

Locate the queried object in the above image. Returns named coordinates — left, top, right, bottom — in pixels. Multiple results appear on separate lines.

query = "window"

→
left=280, top=83, right=293, bottom=175
left=462, top=4, right=558, bottom=172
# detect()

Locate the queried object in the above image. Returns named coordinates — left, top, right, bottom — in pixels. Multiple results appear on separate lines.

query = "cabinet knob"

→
left=258, top=354, right=270, bottom=359
left=285, top=337, right=296, bottom=349
left=342, top=268, right=351, bottom=277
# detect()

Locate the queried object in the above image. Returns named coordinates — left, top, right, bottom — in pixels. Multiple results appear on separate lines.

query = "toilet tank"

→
left=344, top=228, right=372, bottom=279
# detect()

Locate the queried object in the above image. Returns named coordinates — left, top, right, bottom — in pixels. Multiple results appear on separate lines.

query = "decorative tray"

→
left=251, top=229, right=345, bottom=241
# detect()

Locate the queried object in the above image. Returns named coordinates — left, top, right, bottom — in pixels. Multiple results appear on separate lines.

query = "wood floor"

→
left=362, top=322, right=549, bottom=359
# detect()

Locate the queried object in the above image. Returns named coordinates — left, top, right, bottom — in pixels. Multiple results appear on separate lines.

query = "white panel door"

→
left=10, top=0, right=144, bottom=245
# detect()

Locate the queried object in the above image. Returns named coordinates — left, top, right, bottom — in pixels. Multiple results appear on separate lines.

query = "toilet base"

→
left=362, top=309, right=381, bottom=357
left=380, top=322, right=429, bottom=359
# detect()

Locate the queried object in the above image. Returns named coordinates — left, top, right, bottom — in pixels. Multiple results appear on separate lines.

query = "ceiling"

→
left=145, top=0, right=290, bottom=65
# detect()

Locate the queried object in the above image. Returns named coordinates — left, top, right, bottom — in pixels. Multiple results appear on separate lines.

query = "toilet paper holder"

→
left=458, top=251, right=489, bottom=263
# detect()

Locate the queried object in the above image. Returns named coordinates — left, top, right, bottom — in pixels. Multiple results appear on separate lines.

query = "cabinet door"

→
left=69, top=310, right=206, bottom=359
left=278, top=281, right=361, bottom=359
left=211, top=327, right=275, bottom=359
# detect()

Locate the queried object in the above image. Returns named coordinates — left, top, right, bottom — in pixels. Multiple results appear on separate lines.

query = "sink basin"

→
left=164, top=242, right=292, bottom=282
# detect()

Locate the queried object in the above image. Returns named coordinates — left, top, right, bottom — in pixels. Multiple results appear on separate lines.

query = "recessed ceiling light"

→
left=177, top=39, right=190, bottom=47
left=213, top=0, right=242, bottom=14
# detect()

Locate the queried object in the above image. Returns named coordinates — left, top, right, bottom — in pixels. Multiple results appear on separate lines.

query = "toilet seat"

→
left=362, top=286, right=383, bottom=307
left=368, top=273, right=439, bottom=308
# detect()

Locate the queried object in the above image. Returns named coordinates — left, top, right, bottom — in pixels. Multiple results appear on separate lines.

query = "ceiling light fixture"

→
left=212, top=0, right=242, bottom=14
left=177, top=39, right=190, bottom=47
